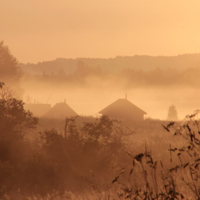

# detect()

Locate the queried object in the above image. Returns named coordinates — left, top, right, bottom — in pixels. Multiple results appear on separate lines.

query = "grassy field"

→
left=1, top=111, right=200, bottom=199
left=17, top=115, right=197, bottom=199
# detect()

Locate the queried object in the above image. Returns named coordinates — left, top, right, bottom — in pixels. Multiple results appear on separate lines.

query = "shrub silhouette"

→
left=0, top=41, right=22, bottom=85
left=0, top=83, right=38, bottom=196
left=112, top=111, right=200, bottom=199
left=167, top=105, right=178, bottom=121
left=36, top=116, right=126, bottom=194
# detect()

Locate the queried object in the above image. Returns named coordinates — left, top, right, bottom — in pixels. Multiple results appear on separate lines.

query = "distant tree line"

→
left=22, top=61, right=200, bottom=89
left=19, top=54, right=200, bottom=75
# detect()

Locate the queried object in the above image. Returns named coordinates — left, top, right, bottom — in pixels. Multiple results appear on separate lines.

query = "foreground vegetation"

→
left=0, top=82, right=127, bottom=198
left=1, top=81, right=200, bottom=199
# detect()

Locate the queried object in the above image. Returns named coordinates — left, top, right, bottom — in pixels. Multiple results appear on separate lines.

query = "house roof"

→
left=99, top=98, right=147, bottom=115
left=44, top=102, right=78, bottom=119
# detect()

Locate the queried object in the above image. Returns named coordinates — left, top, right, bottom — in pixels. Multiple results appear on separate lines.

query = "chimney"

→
left=64, top=98, right=66, bottom=103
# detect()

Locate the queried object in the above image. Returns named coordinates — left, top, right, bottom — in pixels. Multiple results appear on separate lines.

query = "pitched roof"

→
left=99, top=99, right=147, bottom=115
left=44, top=102, right=78, bottom=119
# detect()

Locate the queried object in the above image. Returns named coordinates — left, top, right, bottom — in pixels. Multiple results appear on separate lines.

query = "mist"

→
left=22, top=84, right=200, bottom=120
left=1, top=0, right=200, bottom=198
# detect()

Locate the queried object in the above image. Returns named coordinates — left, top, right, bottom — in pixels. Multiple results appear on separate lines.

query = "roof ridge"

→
left=99, top=98, right=147, bottom=114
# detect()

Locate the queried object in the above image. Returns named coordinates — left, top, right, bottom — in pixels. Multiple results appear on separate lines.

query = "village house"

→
left=44, top=99, right=78, bottom=119
left=99, top=98, right=147, bottom=121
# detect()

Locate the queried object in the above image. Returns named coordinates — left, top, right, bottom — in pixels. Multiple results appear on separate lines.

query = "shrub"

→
left=0, top=83, right=38, bottom=196
left=36, top=116, right=126, bottom=194
left=112, top=111, right=200, bottom=199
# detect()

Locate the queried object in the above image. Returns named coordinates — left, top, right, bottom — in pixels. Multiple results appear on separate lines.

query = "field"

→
left=1, top=89, right=200, bottom=199
left=5, top=113, right=197, bottom=200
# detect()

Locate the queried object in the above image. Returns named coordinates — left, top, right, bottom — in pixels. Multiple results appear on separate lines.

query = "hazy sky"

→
left=1, top=0, right=200, bottom=63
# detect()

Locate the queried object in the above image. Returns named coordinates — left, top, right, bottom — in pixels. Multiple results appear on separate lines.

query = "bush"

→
left=0, top=83, right=38, bottom=196
left=36, top=116, right=126, bottom=194
left=112, top=111, right=200, bottom=199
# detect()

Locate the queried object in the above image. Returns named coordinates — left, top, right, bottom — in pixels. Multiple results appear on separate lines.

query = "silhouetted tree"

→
left=0, top=83, right=38, bottom=154
left=75, top=60, right=90, bottom=77
left=0, top=83, right=38, bottom=196
left=58, top=68, right=66, bottom=77
left=167, top=105, right=178, bottom=121
left=0, top=41, right=22, bottom=85
left=0, top=82, right=4, bottom=89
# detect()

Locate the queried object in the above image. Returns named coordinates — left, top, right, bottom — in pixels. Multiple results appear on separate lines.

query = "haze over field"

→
left=1, top=0, right=200, bottom=120
left=21, top=82, right=200, bottom=120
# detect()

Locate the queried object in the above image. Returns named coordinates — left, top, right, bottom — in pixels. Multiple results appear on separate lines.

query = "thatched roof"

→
left=99, top=98, right=147, bottom=120
left=44, top=102, right=78, bottom=119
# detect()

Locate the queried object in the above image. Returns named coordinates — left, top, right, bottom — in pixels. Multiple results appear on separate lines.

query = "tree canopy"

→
left=167, top=105, right=178, bottom=121
left=0, top=41, right=22, bottom=85
left=0, top=83, right=38, bottom=140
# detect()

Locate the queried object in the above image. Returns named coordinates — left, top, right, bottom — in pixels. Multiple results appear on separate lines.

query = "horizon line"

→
left=19, top=53, right=200, bottom=65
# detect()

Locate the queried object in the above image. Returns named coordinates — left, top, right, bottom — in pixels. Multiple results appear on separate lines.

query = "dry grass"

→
left=2, top=114, right=200, bottom=199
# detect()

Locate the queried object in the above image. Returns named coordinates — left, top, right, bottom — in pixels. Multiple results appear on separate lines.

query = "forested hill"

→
left=19, top=54, right=200, bottom=75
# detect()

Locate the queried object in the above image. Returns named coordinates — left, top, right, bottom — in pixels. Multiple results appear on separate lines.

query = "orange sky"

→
left=1, top=0, right=200, bottom=63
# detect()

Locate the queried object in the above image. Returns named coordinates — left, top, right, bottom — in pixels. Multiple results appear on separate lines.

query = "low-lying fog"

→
left=22, top=82, right=200, bottom=120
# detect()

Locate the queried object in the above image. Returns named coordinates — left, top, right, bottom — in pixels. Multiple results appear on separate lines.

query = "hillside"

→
left=19, top=54, right=200, bottom=75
